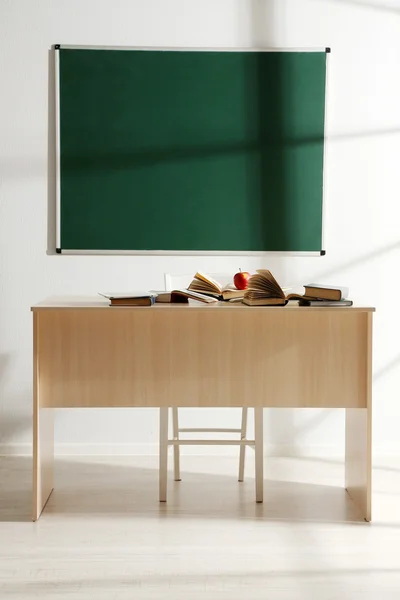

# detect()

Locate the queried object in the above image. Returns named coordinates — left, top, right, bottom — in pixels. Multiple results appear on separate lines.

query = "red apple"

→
left=233, top=269, right=251, bottom=290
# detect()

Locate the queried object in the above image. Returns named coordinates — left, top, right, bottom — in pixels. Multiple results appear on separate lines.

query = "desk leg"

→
left=159, top=407, right=168, bottom=502
left=238, top=407, right=248, bottom=482
left=345, top=408, right=371, bottom=521
left=32, top=314, right=54, bottom=521
left=345, top=313, right=372, bottom=522
left=172, top=407, right=181, bottom=481
left=254, top=407, right=264, bottom=503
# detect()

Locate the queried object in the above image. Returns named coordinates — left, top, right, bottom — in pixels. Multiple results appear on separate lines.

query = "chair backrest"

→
left=164, top=272, right=234, bottom=291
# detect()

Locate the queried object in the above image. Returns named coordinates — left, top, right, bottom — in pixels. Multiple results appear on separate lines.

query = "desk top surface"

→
left=31, top=296, right=375, bottom=312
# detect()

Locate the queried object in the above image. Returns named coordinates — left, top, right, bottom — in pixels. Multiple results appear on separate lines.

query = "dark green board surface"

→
left=58, top=48, right=327, bottom=252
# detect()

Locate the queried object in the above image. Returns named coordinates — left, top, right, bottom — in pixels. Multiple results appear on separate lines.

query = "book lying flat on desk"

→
left=299, top=299, right=353, bottom=307
left=99, top=292, right=156, bottom=306
left=304, top=283, right=349, bottom=301
left=188, top=272, right=244, bottom=300
left=243, top=270, right=307, bottom=306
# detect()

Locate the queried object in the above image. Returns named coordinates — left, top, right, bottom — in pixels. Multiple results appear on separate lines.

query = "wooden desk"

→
left=32, top=298, right=374, bottom=521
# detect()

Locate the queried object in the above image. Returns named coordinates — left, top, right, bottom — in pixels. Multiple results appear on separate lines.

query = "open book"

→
left=243, top=270, right=306, bottom=306
left=188, top=272, right=244, bottom=300
left=170, top=289, right=218, bottom=303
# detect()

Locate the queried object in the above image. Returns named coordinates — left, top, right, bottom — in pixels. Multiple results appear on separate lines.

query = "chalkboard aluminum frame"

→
left=54, top=45, right=330, bottom=256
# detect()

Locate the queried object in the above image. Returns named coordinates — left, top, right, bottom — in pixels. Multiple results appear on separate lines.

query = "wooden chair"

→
left=158, top=273, right=264, bottom=503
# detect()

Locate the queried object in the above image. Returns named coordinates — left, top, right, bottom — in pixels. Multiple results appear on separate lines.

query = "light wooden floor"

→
left=1, top=454, right=400, bottom=599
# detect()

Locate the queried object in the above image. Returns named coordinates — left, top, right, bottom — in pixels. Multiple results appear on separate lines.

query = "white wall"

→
left=1, top=0, right=400, bottom=457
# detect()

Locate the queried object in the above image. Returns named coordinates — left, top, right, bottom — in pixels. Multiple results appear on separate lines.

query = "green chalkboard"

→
left=56, top=47, right=328, bottom=253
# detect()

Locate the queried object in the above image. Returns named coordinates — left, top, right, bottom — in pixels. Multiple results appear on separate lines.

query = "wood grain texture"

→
left=32, top=312, right=54, bottom=521
left=254, top=407, right=263, bottom=502
left=31, top=300, right=375, bottom=520
left=33, top=304, right=372, bottom=409
left=4, top=454, right=399, bottom=600
left=159, top=408, right=168, bottom=502
left=345, top=312, right=373, bottom=521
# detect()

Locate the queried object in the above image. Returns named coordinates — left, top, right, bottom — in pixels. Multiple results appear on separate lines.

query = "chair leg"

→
left=172, top=407, right=181, bottom=481
left=159, top=407, right=169, bottom=502
left=238, top=407, right=248, bottom=482
left=254, top=407, right=264, bottom=503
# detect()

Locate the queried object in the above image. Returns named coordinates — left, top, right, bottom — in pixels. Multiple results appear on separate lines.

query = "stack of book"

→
left=298, top=284, right=351, bottom=307
left=242, top=270, right=352, bottom=306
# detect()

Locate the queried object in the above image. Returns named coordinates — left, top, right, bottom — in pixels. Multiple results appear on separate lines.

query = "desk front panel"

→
left=34, top=307, right=369, bottom=409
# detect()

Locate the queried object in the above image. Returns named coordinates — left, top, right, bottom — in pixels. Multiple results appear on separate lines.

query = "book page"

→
left=193, top=272, right=222, bottom=293
left=99, top=292, right=154, bottom=300
left=246, top=270, right=285, bottom=299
